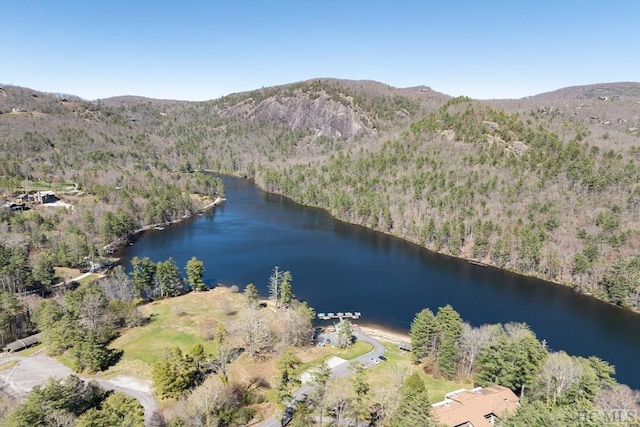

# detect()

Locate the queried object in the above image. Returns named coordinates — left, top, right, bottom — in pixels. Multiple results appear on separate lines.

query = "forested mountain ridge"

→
left=0, top=85, right=223, bottom=327
left=2, top=80, right=640, bottom=314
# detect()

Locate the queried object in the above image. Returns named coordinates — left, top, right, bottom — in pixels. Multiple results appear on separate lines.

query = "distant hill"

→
left=99, top=95, right=189, bottom=107
left=2, top=78, right=640, bottom=313
left=528, top=82, right=640, bottom=101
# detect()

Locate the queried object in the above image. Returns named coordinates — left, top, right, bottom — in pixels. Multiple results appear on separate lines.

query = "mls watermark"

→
left=575, top=409, right=639, bottom=425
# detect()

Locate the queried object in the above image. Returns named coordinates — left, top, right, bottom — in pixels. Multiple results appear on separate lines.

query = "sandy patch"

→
left=358, top=324, right=410, bottom=344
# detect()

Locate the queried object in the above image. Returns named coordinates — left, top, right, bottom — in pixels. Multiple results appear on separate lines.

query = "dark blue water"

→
left=118, top=176, right=640, bottom=389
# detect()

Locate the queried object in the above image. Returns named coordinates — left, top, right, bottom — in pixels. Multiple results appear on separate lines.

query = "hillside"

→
left=2, top=80, right=640, bottom=313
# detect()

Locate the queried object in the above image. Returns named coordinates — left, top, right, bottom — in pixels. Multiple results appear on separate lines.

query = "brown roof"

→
left=432, top=385, right=519, bottom=427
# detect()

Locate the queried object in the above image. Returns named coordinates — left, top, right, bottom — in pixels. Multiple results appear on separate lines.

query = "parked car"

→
left=281, top=407, right=294, bottom=426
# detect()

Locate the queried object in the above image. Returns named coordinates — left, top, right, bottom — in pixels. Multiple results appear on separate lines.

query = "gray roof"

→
left=2, top=332, right=42, bottom=352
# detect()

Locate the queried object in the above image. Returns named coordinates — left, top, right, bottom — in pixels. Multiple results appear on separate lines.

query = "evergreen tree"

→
left=3, top=376, right=105, bottom=427
left=130, top=256, right=156, bottom=299
left=275, top=348, right=301, bottom=408
left=410, top=308, right=438, bottom=363
left=73, top=331, right=113, bottom=374
left=185, top=256, right=206, bottom=291
left=351, top=362, right=370, bottom=423
left=336, top=318, right=354, bottom=348
left=32, top=253, right=56, bottom=287
left=76, top=392, right=144, bottom=427
left=280, top=270, right=294, bottom=307
left=156, top=257, right=184, bottom=297
left=244, top=283, right=260, bottom=306
left=436, top=305, right=462, bottom=379
left=600, top=256, right=640, bottom=308
left=475, top=324, right=547, bottom=394
left=390, top=373, right=437, bottom=427
left=152, top=346, right=202, bottom=399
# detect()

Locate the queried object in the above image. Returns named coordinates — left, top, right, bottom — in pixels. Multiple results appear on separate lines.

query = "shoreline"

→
left=357, top=323, right=411, bottom=345
left=104, top=196, right=225, bottom=254
left=248, top=179, right=640, bottom=317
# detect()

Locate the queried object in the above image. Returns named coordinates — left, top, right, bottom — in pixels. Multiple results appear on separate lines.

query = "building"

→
left=431, top=385, right=519, bottom=427
left=2, top=333, right=42, bottom=353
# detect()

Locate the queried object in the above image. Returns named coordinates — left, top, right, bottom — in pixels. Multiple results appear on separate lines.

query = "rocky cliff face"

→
left=215, top=91, right=375, bottom=139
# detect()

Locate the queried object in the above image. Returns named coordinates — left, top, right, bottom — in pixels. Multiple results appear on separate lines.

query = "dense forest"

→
left=0, top=86, right=223, bottom=347
left=1, top=79, right=640, bottom=339
left=2, top=78, right=640, bottom=424
left=257, top=96, right=640, bottom=311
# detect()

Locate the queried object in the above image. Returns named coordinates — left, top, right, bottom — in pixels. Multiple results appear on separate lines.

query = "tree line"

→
left=254, top=99, right=640, bottom=313
left=409, top=305, right=637, bottom=426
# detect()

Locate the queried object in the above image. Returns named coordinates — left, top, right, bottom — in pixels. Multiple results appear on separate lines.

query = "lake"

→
left=118, top=176, right=640, bottom=389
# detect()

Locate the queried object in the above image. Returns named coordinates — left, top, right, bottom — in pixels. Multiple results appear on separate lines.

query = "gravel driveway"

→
left=0, top=351, right=157, bottom=425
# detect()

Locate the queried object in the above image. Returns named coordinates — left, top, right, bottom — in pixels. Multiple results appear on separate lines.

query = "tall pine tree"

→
left=410, top=308, right=438, bottom=363
left=436, top=305, right=462, bottom=379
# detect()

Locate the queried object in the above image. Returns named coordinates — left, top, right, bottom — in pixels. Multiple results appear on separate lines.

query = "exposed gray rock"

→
left=482, top=120, right=500, bottom=130
left=216, top=92, right=374, bottom=139
left=508, top=141, right=529, bottom=157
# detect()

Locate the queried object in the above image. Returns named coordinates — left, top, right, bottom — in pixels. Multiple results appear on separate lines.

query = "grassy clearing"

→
left=17, top=343, right=45, bottom=357
left=95, top=286, right=466, bottom=416
left=420, top=373, right=471, bottom=403
left=54, top=353, right=75, bottom=371
left=296, top=341, right=373, bottom=373
left=76, top=273, right=100, bottom=286
left=366, top=343, right=470, bottom=403
left=107, top=287, right=246, bottom=378
left=54, top=266, right=81, bottom=280
left=0, top=360, right=18, bottom=371
left=330, top=341, right=373, bottom=360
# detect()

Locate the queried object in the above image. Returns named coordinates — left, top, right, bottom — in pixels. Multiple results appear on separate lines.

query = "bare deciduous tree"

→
left=596, top=384, right=640, bottom=413
left=268, top=266, right=282, bottom=307
left=281, top=301, right=314, bottom=347
left=534, top=351, right=583, bottom=407
left=98, top=266, right=134, bottom=302
left=457, top=323, right=499, bottom=379
left=325, top=382, right=355, bottom=427
left=78, top=291, right=106, bottom=332
left=230, top=306, right=274, bottom=359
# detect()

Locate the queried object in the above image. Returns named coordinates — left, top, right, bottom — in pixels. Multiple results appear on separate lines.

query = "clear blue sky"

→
left=2, top=1, right=638, bottom=100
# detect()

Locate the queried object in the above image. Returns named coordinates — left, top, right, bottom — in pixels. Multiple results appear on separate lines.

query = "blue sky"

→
left=2, top=1, right=638, bottom=100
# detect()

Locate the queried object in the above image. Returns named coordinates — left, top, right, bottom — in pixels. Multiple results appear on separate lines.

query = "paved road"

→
left=256, top=330, right=386, bottom=427
left=0, top=351, right=157, bottom=425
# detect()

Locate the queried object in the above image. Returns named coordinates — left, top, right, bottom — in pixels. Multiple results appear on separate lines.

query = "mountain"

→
left=2, top=79, right=640, bottom=312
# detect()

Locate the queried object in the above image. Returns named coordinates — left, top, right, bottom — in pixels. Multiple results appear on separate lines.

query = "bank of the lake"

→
left=105, top=196, right=225, bottom=254
left=253, top=177, right=638, bottom=318
left=118, top=176, right=640, bottom=389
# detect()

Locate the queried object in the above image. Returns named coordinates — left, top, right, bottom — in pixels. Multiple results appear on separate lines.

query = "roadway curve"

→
left=0, top=351, right=157, bottom=425
left=256, top=330, right=386, bottom=427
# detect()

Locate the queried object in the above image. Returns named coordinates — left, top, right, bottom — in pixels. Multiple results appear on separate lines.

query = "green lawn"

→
left=0, top=361, right=18, bottom=371
left=107, top=289, right=244, bottom=378
left=17, top=343, right=45, bottom=357
left=367, top=343, right=471, bottom=403
left=297, top=340, right=373, bottom=373
left=76, top=273, right=100, bottom=286
left=329, top=340, right=373, bottom=360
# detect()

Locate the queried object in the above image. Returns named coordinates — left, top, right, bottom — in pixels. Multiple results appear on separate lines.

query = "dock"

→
left=317, top=311, right=361, bottom=321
